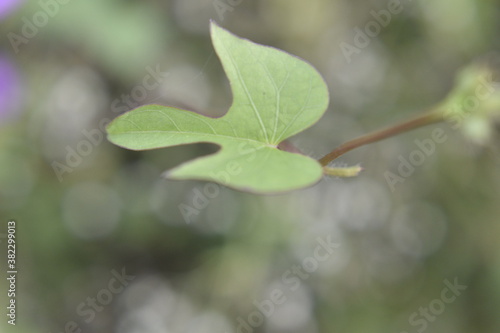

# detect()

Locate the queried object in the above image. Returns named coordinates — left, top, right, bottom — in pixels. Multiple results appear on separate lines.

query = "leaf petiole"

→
left=319, top=108, right=445, bottom=166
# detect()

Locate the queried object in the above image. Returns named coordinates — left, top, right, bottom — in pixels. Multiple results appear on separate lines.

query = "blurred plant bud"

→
left=439, top=52, right=500, bottom=145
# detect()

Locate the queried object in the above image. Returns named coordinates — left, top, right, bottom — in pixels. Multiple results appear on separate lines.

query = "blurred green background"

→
left=1, top=0, right=500, bottom=332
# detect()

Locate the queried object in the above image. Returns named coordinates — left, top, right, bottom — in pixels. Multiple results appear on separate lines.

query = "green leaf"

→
left=106, top=22, right=329, bottom=193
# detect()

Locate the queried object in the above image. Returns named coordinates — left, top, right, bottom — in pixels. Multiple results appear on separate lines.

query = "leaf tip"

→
left=209, top=19, right=224, bottom=36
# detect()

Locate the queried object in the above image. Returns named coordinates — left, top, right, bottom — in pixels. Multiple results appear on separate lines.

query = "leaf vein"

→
left=222, top=41, right=269, bottom=142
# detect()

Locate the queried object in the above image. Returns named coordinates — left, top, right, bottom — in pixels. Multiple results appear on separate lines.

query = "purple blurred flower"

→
left=0, top=55, right=22, bottom=122
left=0, top=0, right=22, bottom=20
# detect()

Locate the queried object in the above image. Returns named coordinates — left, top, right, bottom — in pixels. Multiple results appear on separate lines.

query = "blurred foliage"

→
left=1, top=0, right=500, bottom=333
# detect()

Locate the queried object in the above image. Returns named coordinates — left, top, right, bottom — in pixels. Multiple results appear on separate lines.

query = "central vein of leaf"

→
left=220, top=40, right=270, bottom=143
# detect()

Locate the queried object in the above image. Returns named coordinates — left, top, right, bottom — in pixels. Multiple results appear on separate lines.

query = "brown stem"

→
left=319, top=110, right=445, bottom=166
